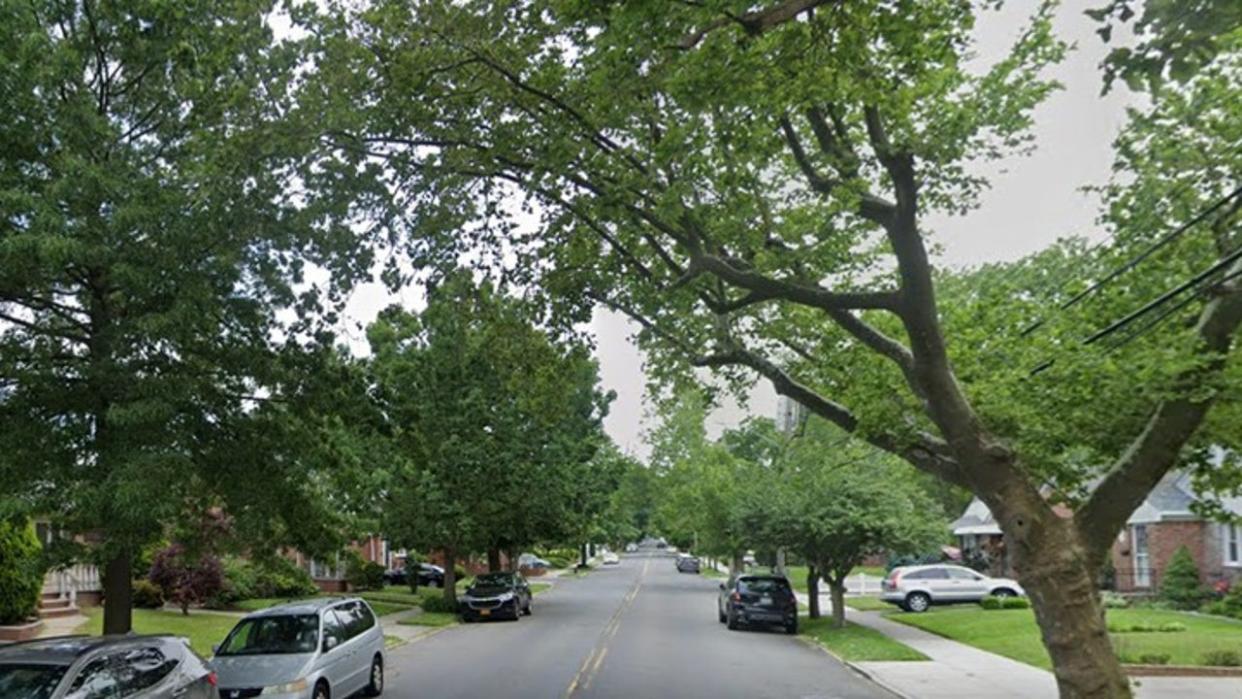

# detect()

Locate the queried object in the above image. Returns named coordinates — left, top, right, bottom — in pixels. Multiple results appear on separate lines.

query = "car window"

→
left=63, top=647, right=172, bottom=699
left=737, top=578, right=791, bottom=594
left=323, top=609, right=347, bottom=647
left=904, top=568, right=949, bottom=580
left=0, top=663, right=71, bottom=699
left=333, top=602, right=373, bottom=639
left=219, top=615, right=321, bottom=656
left=947, top=568, right=982, bottom=580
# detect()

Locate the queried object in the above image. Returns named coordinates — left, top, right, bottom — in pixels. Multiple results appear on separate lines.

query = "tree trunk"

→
left=101, top=550, right=133, bottom=635
left=579, top=542, right=588, bottom=568
left=1004, top=505, right=1131, bottom=698
left=775, top=548, right=786, bottom=576
left=487, top=547, right=501, bottom=572
left=442, top=547, right=457, bottom=606
left=828, top=579, right=846, bottom=629
left=506, top=547, right=519, bottom=572
left=730, top=551, right=744, bottom=576
left=806, top=564, right=820, bottom=619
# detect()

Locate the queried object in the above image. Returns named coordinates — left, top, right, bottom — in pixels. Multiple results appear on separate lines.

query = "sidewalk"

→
left=796, top=592, right=1242, bottom=699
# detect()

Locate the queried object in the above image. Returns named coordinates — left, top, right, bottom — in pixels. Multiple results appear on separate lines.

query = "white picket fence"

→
left=42, top=564, right=101, bottom=604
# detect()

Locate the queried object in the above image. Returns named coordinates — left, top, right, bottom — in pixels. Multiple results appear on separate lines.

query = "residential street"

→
left=385, top=552, right=892, bottom=698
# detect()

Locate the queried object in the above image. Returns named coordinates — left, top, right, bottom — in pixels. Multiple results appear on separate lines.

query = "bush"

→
left=1100, top=591, right=1130, bottom=609
left=148, top=544, right=224, bottom=614
left=980, top=595, right=1030, bottom=610
left=132, top=579, right=165, bottom=609
left=205, top=556, right=317, bottom=608
left=1159, top=546, right=1206, bottom=610
left=1107, top=621, right=1185, bottom=633
left=1202, top=583, right=1242, bottom=620
left=419, top=594, right=457, bottom=614
left=1137, top=653, right=1171, bottom=665
left=1201, top=649, right=1242, bottom=667
left=347, top=558, right=385, bottom=592
left=0, top=520, right=45, bottom=624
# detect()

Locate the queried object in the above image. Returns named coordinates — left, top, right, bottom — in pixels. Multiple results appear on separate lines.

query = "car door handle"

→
left=171, top=687, right=189, bottom=697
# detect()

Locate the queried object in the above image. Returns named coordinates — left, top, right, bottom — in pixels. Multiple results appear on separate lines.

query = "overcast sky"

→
left=337, top=1, right=1141, bottom=460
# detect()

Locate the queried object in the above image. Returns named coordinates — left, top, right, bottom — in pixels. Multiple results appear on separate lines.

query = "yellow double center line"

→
left=564, top=557, right=650, bottom=697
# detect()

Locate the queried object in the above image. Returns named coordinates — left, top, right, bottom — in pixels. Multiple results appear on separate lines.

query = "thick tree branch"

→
left=676, top=0, right=838, bottom=49
left=1077, top=258, right=1242, bottom=557
left=691, top=250, right=899, bottom=312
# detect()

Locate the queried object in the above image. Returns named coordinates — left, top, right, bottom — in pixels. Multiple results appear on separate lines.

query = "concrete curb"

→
left=794, top=634, right=912, bottom=699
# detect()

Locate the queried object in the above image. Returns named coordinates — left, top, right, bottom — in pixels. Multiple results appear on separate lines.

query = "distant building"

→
left=776, top=395, right=805, bottom=435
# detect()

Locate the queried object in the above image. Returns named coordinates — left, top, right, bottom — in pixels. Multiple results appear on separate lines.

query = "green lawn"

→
left=398, top=612, right=459, bottom=628
left=701, top=568, right=727, bottom=579
left=233, top=593, right=411, bottom=618
left=785, top=566, right=888, bottom=593
left=800, top=616, right=927, bottom=661
left=75, top=609, right=239, bottom=657
left=531, top=583, right=551, bottom=595
left=844, top=596, right=894, bottom=612
left=890, top=606, right=1242, bottom=668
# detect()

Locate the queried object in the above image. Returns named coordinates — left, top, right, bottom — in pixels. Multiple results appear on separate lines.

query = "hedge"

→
left=0, top=519, right=43, bottom=625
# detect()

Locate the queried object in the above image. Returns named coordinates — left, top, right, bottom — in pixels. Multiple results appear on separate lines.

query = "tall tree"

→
left=368, top=274, right=612, bottom=603
left=313, top=2, right=1241, bottom=695
left=0, top=0, right=378, bottom=633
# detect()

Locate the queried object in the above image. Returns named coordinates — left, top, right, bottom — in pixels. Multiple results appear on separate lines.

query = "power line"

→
left=1103, top=265, right=1242, bottom=353
left=1021, top=184, right=1242, bottom=337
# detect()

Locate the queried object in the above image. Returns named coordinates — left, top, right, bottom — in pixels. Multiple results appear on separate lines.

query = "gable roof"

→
left=950, top=497, right=1002, bottom=536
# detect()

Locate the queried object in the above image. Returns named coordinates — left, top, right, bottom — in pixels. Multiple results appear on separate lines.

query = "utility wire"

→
left=1103, top=265, right=1242, bottom=352
left=1021, top=184, right=1242, bottom=337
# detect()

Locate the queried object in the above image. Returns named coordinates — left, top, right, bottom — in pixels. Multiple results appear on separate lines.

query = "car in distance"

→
left=0, top=634, right=218, bottom=699
left=517, top=553, right=552, bottom=570
left=881, top=564, right=1025, bottom=612
left=211, top=597, right=385, bottom=699
left=675, top=554, right=701, bottom=574
left=459, top=571, right=533, bottom=622
left=718, top=575, right=798, bottom=634
left=624, top=543, right=638, bottom=553
left=601, top=551, right=620, bottom=565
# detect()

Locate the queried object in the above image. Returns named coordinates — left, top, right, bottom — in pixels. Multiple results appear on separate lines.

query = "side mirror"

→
left=323, top=637, right=339, bottom=653
left=718, top=583, right=726, bottom=591
left=211, top=644, right=220, bottom=655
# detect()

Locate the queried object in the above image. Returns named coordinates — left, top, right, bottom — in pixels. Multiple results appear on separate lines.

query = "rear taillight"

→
left=206, top=672, right=217, bottom=687
left=731, top=591, right=741, bottom=603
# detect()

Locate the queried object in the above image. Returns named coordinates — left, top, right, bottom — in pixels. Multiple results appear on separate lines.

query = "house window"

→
left=1133, top=525, right=1150, bottom=588
left=1225, top=523, right=1241, bottom=567
left=310, top=557, right=341, bottom=580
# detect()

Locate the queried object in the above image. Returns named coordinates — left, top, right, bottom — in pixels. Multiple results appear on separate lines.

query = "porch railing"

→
left=42, top=564, right=102, bottom=605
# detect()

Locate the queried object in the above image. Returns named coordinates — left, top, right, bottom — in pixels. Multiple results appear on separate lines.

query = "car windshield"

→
left=473, top=573, right=514, bottom=587
left=218, top=614, right=320, bottom=656
left=0, top=663, right=70, bottom=699
left=738, top=578, right=790, bottom=594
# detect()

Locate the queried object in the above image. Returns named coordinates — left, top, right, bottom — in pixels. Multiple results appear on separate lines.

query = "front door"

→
left=1132, top=525, right=1151, bottom=588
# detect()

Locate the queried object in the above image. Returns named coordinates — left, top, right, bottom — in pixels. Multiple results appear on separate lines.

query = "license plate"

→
left=760, top=595, right=773, bottom=605
left=480, top=609, right=491, bottom=616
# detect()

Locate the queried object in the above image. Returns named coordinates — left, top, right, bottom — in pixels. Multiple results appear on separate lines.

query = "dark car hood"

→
left=466, top=586, right=512, bottom=598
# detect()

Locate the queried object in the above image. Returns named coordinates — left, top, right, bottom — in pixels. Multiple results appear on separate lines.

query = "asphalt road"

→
left=384, top=551, right=893, bottom=698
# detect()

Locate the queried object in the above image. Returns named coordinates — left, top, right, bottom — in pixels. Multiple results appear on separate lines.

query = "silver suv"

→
left=211, top=597, right=385, bottom=699
left=881, top=564, right=1024, bottom=612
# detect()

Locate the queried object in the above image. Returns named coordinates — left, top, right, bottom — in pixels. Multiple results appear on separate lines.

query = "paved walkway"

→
left=797, top=592, right=1242, bottom=699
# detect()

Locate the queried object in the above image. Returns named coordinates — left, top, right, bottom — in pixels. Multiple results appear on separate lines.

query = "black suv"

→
left=459, top=572, right=533, bottom=621
left=718, top=574, right=798, bottom=634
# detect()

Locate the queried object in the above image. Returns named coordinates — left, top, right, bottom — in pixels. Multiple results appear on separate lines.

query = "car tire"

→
left=363, top=655, right=384, bottom=697
left=313, top=680, right=330, bottom=699
left=991, top=588, right=1016, bottom=598
left=524, top=599, right=532, bottom=616
left=718, top=606, right=726, bottom=624
left=726, top=612, right=739, bottom=631
left=785, top=621, right=798, bottom=635
left=905, top=592, right=931, bottom=613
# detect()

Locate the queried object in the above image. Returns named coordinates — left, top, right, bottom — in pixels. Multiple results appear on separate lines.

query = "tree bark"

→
left=730, top=551, right=744, bottom=576
left=828, top=579, right=846, bottom=629
left=775, top=548, right=787, bottom=576
left=579, top=542, right=588, bottom=568
left=1003, top=504, right=1131, bottom=698
left=101, top=550, right=133, bottom=635
left=806, top=564, right=820, bottom=619
left=487, top=547, right=501, bottom=572
left=442, top=547, right=457, bottom=606
left=506, top=547, right=519, bottom=572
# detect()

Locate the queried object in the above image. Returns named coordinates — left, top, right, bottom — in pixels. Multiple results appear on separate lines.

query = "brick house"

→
left=952, top=471, right=1242, bottom=592
left=288, top=536, right=401, bottom=593
left=1109, top=471, right=1242, bottom=593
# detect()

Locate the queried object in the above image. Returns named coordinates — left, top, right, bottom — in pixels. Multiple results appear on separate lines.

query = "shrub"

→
left=148, top=544, right=224, bottom=615
left=205, top=556, right=317, bottom=608
left=419, top=594, right=457, bottom=614
left=1137, top=653, right=1171, bottom=665
left=346, top=557, right=385, bottom=592
left=1201, top=649, right=1242, bottom=667
left=1107, top=621, right=1185, bottom=633
left=132, top=579, right=165, bottom=609
left=1202, top=583, right=1242, bottom=620
left=0, top=520, right=45, bottom=624
left=1159, top=546, right=1206, bottom=610
left=1100, top=591, right=1130, bottom=609
left=980, top=595, right=1030, bottom=610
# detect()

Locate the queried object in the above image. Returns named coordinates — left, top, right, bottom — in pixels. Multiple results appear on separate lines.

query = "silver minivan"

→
left=210, top=597, right=385, bottom=699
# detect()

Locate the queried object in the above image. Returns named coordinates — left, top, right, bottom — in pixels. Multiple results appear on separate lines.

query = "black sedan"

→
left=718, top=574, right=798, bottom=634
left=675, top=554, right=701, bottom=574
left=384, top=562, right=446, bottom=588
left=459, top=572, right=532, bottom=622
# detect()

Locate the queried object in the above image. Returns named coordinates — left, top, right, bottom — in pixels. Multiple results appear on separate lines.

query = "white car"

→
left=881, top=564, right=1024, bottom=612
left=602, top=551, right=620, bottom=565
left=212, top=597, right=385, bottom=699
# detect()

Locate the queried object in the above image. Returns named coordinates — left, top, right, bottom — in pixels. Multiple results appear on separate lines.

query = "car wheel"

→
left=313, top=680, right=330, bottom=699
left=718, top=605, right=726, bottom=624
left=785, top=621, right=798, bottom=635
left=363, top=655, right=384, bottom=697
left=726, top=611, right=739, bottom=631
left=524, top=599, right=532, bottom=616
left=991, top=588, right=1016, bottom=598
left=905, top=592, right=931, bottom=613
